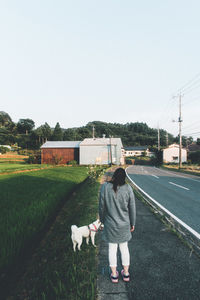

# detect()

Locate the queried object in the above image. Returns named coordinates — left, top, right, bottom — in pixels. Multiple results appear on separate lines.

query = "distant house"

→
left=79, top=137, right=124, bottom=165
left=41, top=141, right=81, bottom=164
left=163, top=144, right=187, bottom=163
left=124, top=146, right=152, bottom=157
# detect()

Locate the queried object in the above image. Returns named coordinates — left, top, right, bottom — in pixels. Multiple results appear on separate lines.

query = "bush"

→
left=87, top=165, right=106, bottom=181
left=25, top=151, right=41, bottom=164
left=67, top=160, right=77, bottom=166
left=0, top=146, right=8, bottom=154
left=52, top=155, right=63, bottom=165
left=188, top=151, right=200, bottom=164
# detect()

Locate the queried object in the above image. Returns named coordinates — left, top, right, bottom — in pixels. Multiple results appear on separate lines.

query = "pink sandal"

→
left=121, top=269, right=130, bottom=282
left=110, top=271, right=119, bottom=283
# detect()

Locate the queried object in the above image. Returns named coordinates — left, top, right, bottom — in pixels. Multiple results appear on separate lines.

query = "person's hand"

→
left=130, top=225, right=135, bottom=232
left=100, top=224, right=104, bottom=231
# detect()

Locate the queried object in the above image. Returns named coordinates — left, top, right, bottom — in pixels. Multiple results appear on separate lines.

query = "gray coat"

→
left=99, top=182, right=136, bottom=243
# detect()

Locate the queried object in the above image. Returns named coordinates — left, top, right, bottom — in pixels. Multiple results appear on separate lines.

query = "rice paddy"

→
left=0, top=166, right=88, bottom=271
left=0, top=163, right=103, bottom=300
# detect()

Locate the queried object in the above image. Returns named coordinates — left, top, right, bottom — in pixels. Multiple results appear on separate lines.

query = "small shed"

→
left=41, top=141, right=81, bottom=164
left=79, top=137, right=124, bottom=165
left=163, top=144, right=187, bottom=163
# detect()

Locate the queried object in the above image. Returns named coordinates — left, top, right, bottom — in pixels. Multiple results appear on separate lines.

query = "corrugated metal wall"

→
left=80, top=144, right=122, bottom=165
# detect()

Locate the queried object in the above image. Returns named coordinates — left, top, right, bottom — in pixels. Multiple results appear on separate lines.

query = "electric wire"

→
left=182, top=131, right=200, bottom=136
left=174, top=72, right=200, bottom=95
left=182, top=95, right=200, bottom=106
left=158, top=73, right=200, bottom=139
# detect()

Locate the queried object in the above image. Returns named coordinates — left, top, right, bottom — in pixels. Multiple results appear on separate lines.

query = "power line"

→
left=182, top=119, right=200, bottom=128
left=158, top=97, right=177, bottom=128
left=182, top=131, right=200, bottom=136
left=182, top=95, right=200, bottom=106
left=181, top=81, right=200, bottom=96
left=174, top=72, right=200, bottom=95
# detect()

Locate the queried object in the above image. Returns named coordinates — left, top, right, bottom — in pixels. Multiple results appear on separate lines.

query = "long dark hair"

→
left=111, top=168, right=126, bottom=192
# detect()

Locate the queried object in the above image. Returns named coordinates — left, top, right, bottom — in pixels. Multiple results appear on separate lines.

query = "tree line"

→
left=0, top=111, right=195, bottom=151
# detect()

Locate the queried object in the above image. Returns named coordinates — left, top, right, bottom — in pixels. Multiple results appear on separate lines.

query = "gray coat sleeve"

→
left=128, top=185, right=136, bottom=226
left=99, top=183, right=106, bottom=223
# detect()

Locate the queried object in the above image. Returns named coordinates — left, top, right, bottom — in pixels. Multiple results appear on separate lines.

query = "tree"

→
left=63, top=128, right=76, bottom=141
left=42, top=122, right=52, bottom=141
left=51, top=122, right=63, bottom=141
left=0, top=127, right=15, bottom=144
left=17, top=119, right=35, bottom=135
left=0, top=111, right=12, bottom=126
left=188, top=151, right=200, bottom=164
left=35, top=122, right=52, bottom=144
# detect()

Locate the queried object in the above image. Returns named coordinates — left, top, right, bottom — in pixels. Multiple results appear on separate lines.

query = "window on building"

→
left=173, top=156, right=178, bottom=160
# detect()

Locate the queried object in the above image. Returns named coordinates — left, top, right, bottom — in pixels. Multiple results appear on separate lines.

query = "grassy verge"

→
left=161, top=164, right=200, bottom=176
left=7, top=178, right=100, bottom=300
left=0, top=167, right=88, bottom=271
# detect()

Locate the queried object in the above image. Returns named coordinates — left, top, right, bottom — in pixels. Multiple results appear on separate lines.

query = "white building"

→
left=124, top=146, right=153, bottom=157
left=79, top=137, right=124, bottom=165
left=163, top=144, right=187, bottom=163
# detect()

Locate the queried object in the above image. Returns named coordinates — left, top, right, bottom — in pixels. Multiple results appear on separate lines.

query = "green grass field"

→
left=0, top=166, right=88, bottom=271
left=0, top=162, right=51, bottom=173
left=10, top=178, right=101, bottom=300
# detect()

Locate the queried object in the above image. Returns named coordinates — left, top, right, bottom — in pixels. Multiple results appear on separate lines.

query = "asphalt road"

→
left=126, top=166, right=200, bottom=235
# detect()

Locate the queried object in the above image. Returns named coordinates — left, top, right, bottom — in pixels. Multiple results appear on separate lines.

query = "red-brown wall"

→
left=41, top=148, right=79, bottom=164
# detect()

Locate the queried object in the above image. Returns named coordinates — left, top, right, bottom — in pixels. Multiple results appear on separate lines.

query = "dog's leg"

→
left=77, top=237, right=83, bottom=251
left=91, top=233, right=96, bottom=247
left=86, top=237, right=89, bottom=245
left=73, top=241, right=77, bottom=252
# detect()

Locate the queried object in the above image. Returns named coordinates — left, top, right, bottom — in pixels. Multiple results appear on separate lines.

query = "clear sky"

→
left=1, top=0, right=200, bottom=139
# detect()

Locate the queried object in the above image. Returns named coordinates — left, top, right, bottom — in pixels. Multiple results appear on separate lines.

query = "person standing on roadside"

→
left=99, top=167, right=136, bottom=283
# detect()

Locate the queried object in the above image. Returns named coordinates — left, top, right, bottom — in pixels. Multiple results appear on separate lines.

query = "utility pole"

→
left=178, top=94, right=183, bottom=169
left=157, top=126, right=160, bottom=151
left=166, top=132, right=168, bottom=147
left=109, top=135, right=113, bottom=166
left=92, top=125, right=95, bottom=139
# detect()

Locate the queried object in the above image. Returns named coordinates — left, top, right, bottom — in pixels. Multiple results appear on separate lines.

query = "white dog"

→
left=71, top=219, right=101, bottom=252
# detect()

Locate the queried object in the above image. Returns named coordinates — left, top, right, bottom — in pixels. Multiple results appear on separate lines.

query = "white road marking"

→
left=151, top=175, right=159, bottom=179
left=169, top=181, right=190, bottom=190
left=125, top=168, right=200, bottom=240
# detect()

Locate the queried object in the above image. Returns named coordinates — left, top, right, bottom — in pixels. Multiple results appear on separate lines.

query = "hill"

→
left=0, top=112, right=177, bottom=149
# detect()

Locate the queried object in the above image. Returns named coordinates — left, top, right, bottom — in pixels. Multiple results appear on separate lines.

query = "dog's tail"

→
left=71, top=225, right=78, bottom=233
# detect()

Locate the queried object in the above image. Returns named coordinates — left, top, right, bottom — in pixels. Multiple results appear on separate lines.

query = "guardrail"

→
left=126, top=168, right=200, bottom=257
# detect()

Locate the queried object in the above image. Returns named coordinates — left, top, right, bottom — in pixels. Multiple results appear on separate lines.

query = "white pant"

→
left=108, top=242, right=130, bottom=267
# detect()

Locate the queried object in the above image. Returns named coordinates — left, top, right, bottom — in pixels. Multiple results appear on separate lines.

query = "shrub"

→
left=188, top=151, right=200, bottom=164
left=25, top=151, right=41, bottom=164
left=87, top=165, right=106, bottom=181
left=52, top=155, right=63, bottom=165
left=0, top=146, right=8, bottom=154
left=67, top=160, right=77, bottom=166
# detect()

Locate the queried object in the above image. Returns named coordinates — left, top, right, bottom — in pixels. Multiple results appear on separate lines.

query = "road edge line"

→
left=125, top=166, right=200, bottom=256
